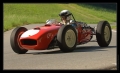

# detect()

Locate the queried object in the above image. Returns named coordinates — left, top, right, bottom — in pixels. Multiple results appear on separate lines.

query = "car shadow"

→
left=26, top=45, right=116, bottom=55
left=74, top=45, right=116, bottom=52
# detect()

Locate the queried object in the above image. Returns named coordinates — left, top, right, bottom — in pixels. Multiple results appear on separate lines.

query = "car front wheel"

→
left=57, top=25, right=77, bottom=52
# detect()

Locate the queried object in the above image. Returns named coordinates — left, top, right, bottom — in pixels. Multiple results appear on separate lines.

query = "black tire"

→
left=57, top=25, right=77, bottom=52
left=96, top=21, right=112, bottom=47
left=10, top=27, right=28, bottom=54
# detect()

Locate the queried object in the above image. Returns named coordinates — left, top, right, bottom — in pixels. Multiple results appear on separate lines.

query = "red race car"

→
left=10, top=15, right=112, bottom=54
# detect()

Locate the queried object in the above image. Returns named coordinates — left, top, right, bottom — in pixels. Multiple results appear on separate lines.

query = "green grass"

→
left=111, top=25, right=117, bottom=30
left=3, top=3, right=117, bottom=32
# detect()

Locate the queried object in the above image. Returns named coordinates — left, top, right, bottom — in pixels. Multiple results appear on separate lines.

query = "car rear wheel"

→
left=10, top=27, right=28, bottom=54
left=57, top=25, right=77, bottom=52
left=96, top=21, right=112, bottom=47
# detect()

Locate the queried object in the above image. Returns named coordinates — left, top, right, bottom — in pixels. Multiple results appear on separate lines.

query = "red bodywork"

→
left=19, top=23, right=93, bottom=50
left=77, top=25, right=93, bottom=44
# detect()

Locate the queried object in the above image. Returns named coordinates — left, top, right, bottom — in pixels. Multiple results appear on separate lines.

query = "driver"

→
left=59, top=10, right=77, bottom=28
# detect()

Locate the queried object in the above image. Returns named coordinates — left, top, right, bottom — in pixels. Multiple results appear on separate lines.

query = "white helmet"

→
left=59, top=10, right=72, bottom=21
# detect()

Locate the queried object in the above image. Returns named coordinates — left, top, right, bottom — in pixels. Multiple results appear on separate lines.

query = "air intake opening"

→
left=21, top=39, right=37, bottom=45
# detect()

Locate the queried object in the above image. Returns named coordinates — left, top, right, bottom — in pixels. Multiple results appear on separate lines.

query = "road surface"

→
left=3, top=24, right=117, bottom=70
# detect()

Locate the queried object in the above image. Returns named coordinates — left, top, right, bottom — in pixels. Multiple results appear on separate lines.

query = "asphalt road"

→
left=3, top=24, right=117, bottom=70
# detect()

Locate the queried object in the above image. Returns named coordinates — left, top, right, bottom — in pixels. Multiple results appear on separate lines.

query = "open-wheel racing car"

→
left=10, top=15, right=112, bottom=54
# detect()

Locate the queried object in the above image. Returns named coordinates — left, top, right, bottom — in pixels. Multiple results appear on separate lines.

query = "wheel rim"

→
left=104, top=26, right=110, bottom=42
left=65, top=29, right=76, bottom=48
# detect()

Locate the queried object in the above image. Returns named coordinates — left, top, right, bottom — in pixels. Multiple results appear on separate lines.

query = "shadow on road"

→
left=75, top=45, right=116, bottom=52
left=26, top=46, right=116, bottom=55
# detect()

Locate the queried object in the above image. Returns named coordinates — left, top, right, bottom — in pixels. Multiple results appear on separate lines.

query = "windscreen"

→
left=46, top=19, right=59, bottom=24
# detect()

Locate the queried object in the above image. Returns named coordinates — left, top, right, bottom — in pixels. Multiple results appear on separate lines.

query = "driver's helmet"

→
left=59, top=10, right=72, bottom=24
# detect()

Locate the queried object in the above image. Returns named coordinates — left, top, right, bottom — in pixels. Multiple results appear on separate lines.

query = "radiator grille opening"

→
left=21, top=39, right=37, bottom=45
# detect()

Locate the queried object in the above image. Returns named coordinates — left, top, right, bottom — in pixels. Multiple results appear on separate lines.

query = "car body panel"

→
left=19, top=24, right=61, bottom=50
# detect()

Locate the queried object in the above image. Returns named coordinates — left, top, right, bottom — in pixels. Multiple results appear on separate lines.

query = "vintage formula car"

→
left=10, top=15, right=112, bottom=54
